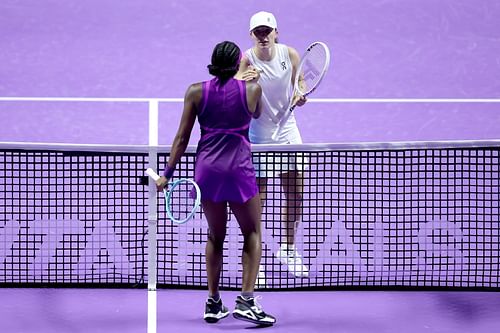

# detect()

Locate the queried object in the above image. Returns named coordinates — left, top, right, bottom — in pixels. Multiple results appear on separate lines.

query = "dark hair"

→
left=207, top=41, right=241, bottom=81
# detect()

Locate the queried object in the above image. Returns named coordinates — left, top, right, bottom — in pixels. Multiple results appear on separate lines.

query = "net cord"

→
left=2, top=139, right=500, bottom=153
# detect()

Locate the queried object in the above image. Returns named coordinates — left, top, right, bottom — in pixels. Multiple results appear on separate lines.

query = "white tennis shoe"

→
left=276, top=244, right=309, bottom=277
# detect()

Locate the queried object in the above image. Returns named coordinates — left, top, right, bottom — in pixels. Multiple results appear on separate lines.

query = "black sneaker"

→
left=232, top=295, right=276, bottom=326
left=203, top=297, right=229, bottom=323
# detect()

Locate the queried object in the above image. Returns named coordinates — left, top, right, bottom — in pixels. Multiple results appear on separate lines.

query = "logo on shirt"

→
left=281, top=61, right=287, bottom=71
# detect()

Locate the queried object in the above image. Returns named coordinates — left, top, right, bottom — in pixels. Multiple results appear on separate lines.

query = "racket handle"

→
left=271, top=104, right=296, bottom=140
left=145, top=168, right=161, bottom=181
left=271, top=125, right=282, bottom=141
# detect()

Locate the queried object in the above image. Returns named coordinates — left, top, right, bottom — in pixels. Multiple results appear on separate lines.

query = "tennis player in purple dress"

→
left=156, top=41, right=276, bottom=326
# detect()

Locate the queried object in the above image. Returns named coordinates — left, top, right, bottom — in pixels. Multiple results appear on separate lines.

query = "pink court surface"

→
left=1, top=288, right=499, bottom=333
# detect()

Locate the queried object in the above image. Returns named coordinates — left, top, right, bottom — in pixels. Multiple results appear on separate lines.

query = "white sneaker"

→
left=276, top=245, right=309, bottom=277
left=255, top=264, right=267, bottom=288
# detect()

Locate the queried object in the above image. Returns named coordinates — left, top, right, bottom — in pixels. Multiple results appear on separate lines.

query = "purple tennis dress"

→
left=194, top=77, right=258, bottom=203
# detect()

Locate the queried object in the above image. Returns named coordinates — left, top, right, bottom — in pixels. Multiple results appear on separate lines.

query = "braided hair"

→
left=207, top=41, right=241, bottom=81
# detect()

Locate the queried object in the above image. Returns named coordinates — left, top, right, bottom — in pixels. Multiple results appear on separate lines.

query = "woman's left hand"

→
left=293, top=94, right=307, bottom=107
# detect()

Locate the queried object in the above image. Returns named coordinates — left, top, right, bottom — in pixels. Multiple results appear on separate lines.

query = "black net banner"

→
left=1, top=142, right=499, bottom=289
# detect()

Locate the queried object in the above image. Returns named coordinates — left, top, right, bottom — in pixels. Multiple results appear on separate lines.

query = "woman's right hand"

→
left=156, top=176, right=168, bottom=191
left=241, top=66, right=261, bottom=82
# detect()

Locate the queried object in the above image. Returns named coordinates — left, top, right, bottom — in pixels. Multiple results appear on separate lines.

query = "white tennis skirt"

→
left=250, top=125, right=308, bottom=178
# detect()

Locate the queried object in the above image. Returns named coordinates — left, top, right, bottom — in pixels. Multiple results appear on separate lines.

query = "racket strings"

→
left=167, top=180, right=198, bottom=222
left=298, top=45, right=329, bottom=95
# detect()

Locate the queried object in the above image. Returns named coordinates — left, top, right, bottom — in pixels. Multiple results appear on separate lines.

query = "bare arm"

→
left=288, top=46, right=307, bottom=107
left=245, top=81, right=262, bottom=119
left=156, top=83, right=200, bottom=189
left=236, top=55, right=261, bottom=82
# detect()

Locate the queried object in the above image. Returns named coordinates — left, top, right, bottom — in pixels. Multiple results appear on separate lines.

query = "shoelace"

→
left=251, top=295, right=264, bottom=312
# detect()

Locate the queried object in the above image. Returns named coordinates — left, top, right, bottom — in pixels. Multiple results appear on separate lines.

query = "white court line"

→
left=147, top=101, right=158, bottom=333
left=149, top=100, right=159, bottom=146
left=1, top=97, right=500, bottom=103
left=0, top=97, right=182, bottom=102
left=148, top=290, right=157, bottom=333
left=308, top=98, right=500, bottom=103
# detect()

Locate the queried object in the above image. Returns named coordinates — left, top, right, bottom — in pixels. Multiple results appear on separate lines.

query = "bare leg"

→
left=256, top=177, right=267, bottom=204
left=229, top=194, right=262, bottom=293
left=279, top=171, right=304, bottom=246
left=254, top=177, right=268, bottom=286
left=230, top=195, right=276, bottom=326
left=202, top=200, right=228, bottom=296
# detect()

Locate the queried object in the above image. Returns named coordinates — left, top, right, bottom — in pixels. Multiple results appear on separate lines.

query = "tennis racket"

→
left=145, top=168, right=201, bottom=224
left=272, top=41, right=331, bottom=140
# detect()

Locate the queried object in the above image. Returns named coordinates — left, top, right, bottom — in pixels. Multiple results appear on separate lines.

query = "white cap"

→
left=249, top=11, right=277, bottom=32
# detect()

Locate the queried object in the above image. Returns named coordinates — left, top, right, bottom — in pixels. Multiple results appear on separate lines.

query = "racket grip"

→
left=145, top=168, right=160, bottom=181
left=271, top=125, right=282, bottom=141
left=272, top=105, right=296, bottom=140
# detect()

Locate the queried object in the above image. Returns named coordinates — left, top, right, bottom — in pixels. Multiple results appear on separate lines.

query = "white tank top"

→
left=245, top=44, right=302, bottom=144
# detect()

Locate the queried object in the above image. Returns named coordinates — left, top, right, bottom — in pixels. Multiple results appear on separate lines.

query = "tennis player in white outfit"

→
left=237, top=11, right=309, bottom=283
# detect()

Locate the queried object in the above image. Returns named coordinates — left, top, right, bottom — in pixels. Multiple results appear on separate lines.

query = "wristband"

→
left=163, top=165, right=175, bottom=178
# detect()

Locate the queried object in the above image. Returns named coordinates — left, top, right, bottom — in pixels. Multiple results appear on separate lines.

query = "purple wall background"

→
left=1, top=0, right=500, bottom=144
